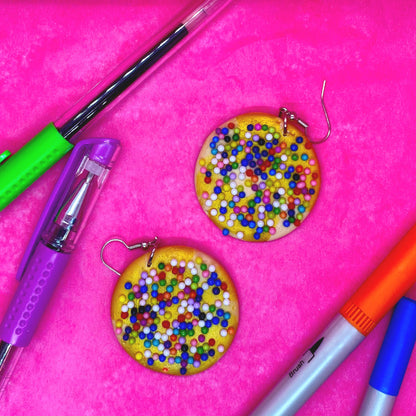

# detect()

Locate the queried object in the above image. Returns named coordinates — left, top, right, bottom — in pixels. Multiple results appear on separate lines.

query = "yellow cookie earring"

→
left=195, top=82, right=331, bottom=242
left=101, top=237, right=239, bottom=375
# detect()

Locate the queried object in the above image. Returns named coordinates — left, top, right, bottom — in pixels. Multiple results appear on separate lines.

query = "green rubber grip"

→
left=0, top=124, right=73, bottom=211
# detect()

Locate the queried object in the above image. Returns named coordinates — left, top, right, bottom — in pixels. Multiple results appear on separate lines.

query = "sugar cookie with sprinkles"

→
left=111, top=245, right=238, bottom=375
left=195, top=112, right=321, bottom=241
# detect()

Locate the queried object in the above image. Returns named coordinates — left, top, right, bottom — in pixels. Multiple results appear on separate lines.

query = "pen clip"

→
left=16, top=138, right=120, bottom=281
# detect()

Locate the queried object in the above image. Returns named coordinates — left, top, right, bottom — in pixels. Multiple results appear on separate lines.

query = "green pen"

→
left=0, top=0, right=233, bottom=211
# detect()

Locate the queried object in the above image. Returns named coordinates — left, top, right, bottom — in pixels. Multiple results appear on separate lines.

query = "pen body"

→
left=250, top=315, right=364, bottom=416
left=0, top=243, right=70, bottom=347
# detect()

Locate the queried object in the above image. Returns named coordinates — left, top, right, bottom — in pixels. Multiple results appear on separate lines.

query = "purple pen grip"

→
left=0, top=243, right=70, bottom=347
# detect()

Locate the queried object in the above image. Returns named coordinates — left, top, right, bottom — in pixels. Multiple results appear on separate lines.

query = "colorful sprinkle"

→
left=195, top=113, right=320, bottom=241
left=112, top=247, right=238, bottom=375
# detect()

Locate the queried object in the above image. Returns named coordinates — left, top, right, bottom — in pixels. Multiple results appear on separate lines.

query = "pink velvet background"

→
left=1, top=0, right=416, bottom=415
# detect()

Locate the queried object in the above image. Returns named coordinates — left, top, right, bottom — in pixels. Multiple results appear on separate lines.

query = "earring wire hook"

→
left=100, top=237, right=158, bottom=276
left=279, top=80, right=331, bottom=144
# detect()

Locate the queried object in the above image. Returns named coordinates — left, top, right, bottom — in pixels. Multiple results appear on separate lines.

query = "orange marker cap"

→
left=341, top=224, right=416, bottom=336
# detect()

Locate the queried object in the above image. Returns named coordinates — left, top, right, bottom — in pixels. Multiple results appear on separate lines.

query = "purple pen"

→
left=0, top=138, right=120, bottom=396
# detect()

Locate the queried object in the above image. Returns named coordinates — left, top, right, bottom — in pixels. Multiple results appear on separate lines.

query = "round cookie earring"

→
left=101, top=237, right=239, bottom=375
left=195, top=81, right=331, bottom=242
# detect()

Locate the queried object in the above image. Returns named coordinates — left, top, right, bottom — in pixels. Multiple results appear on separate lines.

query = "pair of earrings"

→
left=102, top=83, right=331, bottom=375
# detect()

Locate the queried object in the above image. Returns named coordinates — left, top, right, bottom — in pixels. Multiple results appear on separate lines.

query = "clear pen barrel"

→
left=54, top=0, right=233, bottom=142
left=41, top=155, right=111, bottom=253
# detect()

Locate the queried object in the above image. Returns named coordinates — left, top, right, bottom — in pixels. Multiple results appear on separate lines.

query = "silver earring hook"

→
left=279, top=80, right=331, bottom=144
left=100, top=237, right=158, bottom=276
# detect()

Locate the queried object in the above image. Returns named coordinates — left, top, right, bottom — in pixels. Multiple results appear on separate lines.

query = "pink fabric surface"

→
left=1, top=0, right=416, bottom=415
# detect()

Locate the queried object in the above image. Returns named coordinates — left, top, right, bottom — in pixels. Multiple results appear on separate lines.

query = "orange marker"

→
left=251, top=224, right=416, bottom=416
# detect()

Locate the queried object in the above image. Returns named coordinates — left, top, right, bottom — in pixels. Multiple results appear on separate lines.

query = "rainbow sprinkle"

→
left=195, top=113, right=320, bottom=241
left=112, top=247, right=238, bottom=375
